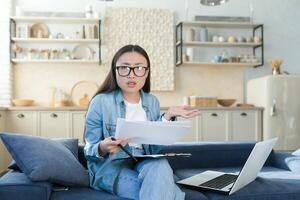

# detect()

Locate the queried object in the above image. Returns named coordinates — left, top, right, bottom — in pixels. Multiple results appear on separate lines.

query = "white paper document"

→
left=115, top=118, right=192, bottom=145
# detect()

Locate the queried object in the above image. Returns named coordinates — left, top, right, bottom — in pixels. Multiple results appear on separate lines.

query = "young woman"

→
left=84, top=44, right=199, bottom=200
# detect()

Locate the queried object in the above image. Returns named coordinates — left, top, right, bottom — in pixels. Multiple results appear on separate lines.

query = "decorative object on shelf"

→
left=186, top=48, right=194, bottom=62
left=269, top=59, right=283, bottom=75
left=70, top=80, right=99, bottom=106
left=54, top=88, right=70, bottom=107
left=189, top=96, right=218, bottom=107
left=12, top=99, right=34, bottom=106
left=56, top=32, right=64, bottom=39
left=72, top=45, right=93, bottom=60
left=16, top=24, right=30, bottom=38
left=186, top=28, right=196, bottom=41
left=237, top=36, right=246, bottom=43
left=246, top=36, right=253, bottom=43
left=85, top=5, right=93, bottom=19
left=218, top=36, right=225, bottom=42
left=212, top=35, right=219, bottom=42
left=217, top=99, right=236, bottom=107
left=30, top=23, right=49, bottom=38
left=253, top=36, right=261, bottom=43
left=227, top=36, right=237, bottom=43
left=199, top=26, right=208, bottom=42
left=79, top=94, right=90, bottom=107
left=200, top=0, right=229, bottom=6
left=221, top=49, right=229, bottom=62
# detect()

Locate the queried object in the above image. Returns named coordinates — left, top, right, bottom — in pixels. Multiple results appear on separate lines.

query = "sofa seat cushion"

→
left=0, top=171, right=52, bottom=200
left=175, top=167, right=300, bottom=200
left=50, top=187, right=128, bottom=200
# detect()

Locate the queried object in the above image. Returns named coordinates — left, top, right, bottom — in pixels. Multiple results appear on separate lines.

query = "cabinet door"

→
left=201, top=111, right=228, bottom=141
left=40, top=112, right=69, bottom=138
left=231, top=110, right=261, bottom=141
left=177, top=116, right=198, bottom=142
left=6, top=111, right=38, bottom=135
left=0, top=111, right=8, bottom=173
left=0, top=111, right=5, bottom=131
left=70, top=111, right=86, bottom=144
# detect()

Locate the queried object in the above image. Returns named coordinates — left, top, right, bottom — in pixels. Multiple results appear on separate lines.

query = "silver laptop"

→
left=177, top=138, right=278, bottom=195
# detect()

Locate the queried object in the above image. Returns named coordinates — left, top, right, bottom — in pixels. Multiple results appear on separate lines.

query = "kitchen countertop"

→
left=0, top=106, right=264, bottom=111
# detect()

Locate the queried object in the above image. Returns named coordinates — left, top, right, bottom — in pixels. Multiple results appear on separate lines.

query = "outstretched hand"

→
left=164, top=105, right=200, bottom=120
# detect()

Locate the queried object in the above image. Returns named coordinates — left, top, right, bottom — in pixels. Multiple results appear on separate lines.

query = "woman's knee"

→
left=140, top=159, right=173, bottom=174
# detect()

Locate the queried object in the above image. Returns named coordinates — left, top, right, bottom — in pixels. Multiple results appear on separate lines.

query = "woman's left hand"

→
left=164, top=105, right=200, bottom=121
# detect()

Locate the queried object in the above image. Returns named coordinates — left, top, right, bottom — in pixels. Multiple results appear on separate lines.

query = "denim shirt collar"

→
left=114, top=89, right=149, bottom=111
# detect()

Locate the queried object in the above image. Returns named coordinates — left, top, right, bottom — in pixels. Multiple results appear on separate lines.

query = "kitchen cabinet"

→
left=200, top=111, right=228, bottom=141
left=70, top=111, right=86, bottom=144
left=0, top=111, right=8, bottom=173
left=5, top=111, right=38, bottom=135
left=230, top=110, right=261, bottom=141
left=39, top=111, right=70, bottom=138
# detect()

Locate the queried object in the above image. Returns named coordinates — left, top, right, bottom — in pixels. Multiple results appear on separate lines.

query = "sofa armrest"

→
left=270, top=151, right=300, bottom=173
left=0, top=171, right=52, bottom=200
left=160, top=142, right=257, bottom=170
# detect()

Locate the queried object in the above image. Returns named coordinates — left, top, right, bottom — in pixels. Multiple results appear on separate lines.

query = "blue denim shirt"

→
left=84, top=89, right=162, bottom=194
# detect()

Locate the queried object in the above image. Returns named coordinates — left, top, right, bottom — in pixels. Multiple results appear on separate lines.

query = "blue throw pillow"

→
left=0, top=133, right=89, bottom=186
left=8, top=138, right=79, bottom=171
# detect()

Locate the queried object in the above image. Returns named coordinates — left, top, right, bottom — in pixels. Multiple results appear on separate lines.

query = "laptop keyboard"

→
left=199, top=174, right=238, bottom=189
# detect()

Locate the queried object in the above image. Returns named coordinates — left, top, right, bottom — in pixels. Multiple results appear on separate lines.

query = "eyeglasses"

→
left=116, top=66, right=149, bottom=77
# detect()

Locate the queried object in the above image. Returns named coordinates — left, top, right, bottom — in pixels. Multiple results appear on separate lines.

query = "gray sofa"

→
left=1, top=141, right=300, bottom=200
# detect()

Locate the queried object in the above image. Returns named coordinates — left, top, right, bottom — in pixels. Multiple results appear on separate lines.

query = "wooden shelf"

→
left=178, top=62, right=262, bottom=67
left=178, top=21, right=262, bottom=28
left=11, top=59, right=99, bottom=64
left=10, top=16, right=100, bottom=24
left=11, top=38, right=99, bottom=43
left=177, top=41, right=262, bottom=48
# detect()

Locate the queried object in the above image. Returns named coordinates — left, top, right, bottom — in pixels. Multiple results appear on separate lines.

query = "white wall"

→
left=10, top=0, right=300, bottom=106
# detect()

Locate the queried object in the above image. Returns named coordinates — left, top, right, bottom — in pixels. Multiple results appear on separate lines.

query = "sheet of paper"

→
left=115, top=118, right=192, bottom=145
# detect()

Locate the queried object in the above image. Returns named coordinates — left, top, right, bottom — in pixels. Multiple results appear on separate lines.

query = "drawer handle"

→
left=0, top=114, right=2, bottom=118
left=51, top=113, right=58, bottom=118
left=241, top=112, right=248, bottom=116
left=17, top=113, right=25, bottom=118
left=211, top=113, right=218, bottom=117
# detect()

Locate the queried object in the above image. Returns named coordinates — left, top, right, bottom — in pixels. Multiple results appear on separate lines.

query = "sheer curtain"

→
left=0, top=0, right=13, bottom=107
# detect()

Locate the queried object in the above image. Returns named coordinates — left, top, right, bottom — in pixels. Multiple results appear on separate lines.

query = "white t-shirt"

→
left=124, top=99, right=147, bottom=149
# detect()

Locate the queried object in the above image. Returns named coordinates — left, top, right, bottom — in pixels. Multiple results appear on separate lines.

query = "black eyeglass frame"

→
left=115, top=66, right=149, bottom=77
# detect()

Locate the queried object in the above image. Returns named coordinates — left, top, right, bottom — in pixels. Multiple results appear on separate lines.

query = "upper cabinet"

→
left=10, top=16, right=101, bottom=65
left=175, top=21, right=263, bottom=68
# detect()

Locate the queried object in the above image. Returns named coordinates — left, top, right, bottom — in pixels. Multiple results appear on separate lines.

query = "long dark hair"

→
left=94, top=44, right=151, bottom=96
left=83, top=45, right=151, bottom=143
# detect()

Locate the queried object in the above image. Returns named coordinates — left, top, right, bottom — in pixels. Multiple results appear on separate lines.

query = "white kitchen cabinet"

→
left=200, top=111, right=228, bottom=141
left=230, top=110, right=262, bottom=141
left=39, top=111, right=69, bottom=138
left=5, top=111, right=38, bottom=135
left=70, top=111, right=86, bottom=144
left=177, top=116, right=198, bottom=142
left=0, top=111, right=8, bottom=173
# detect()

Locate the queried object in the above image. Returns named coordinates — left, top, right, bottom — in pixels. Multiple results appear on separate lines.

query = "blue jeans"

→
left=114, top=158, right=185, bottom=200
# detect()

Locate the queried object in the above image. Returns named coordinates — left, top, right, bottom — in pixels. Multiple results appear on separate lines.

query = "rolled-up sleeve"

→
left=84, top=96, right=105, bottom=161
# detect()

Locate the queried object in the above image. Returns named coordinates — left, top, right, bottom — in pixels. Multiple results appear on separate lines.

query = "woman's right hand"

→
left=98, top=137, right=129, bottom=156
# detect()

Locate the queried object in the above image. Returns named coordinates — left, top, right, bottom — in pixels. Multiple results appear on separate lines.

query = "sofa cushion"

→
left=0, top=171, right=52, bottom=200
left=8, top=138, right=79, bottom=171
left=0, top=133, right=89, bottom=187
left=50, top=187, right=127, bottom=200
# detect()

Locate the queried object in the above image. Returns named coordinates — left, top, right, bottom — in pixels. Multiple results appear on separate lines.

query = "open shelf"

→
left=178, top=21, right=261, bottom=28
left=10, top=16, right=99, bottom=24
left=177, top=41, right=262, bottom=48
left=11, top=59, right=99, bottom=64
left=11, top=38, right=100, bottom=43
left=179, top=62, right=262, bottom=67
